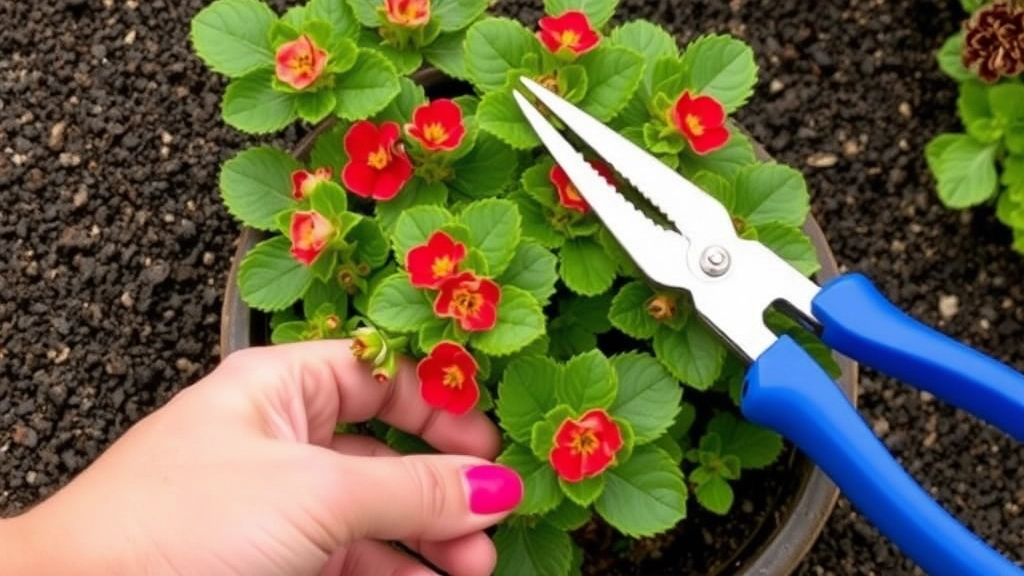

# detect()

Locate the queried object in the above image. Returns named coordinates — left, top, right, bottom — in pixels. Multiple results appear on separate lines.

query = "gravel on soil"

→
left=2, top=0, right=1023, bottom=574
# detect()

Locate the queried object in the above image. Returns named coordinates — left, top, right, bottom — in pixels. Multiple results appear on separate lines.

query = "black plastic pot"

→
left=218, top=69, right=858, bottom=576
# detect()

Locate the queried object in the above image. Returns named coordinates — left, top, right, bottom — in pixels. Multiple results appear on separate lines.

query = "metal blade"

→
left=517, top=77, right=737, bottom=248
left=513, top=90, right=692, bottom=290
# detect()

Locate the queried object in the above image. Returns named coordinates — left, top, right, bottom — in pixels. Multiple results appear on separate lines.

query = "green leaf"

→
left=531, top=417, right=560, bottom=462
left=936, top=33, right=973, bottom=82
left=472, top=286, right=546, bottom=356
left=303, top=277, right=348, bottom=319
left=610, top=353, right=681, bottom=444
left=732, top=162, right=809, bottom=227
left=548, top=325, right=598, bottom=359
left=680, top=131, right=756, bottom=178
left=934, top=135, right=999, bottom=208
left=609, top=20, right=678, bottom=61
left=695, top=473, right=733, bottom=515
left=417, top=318, right=461, bottom=352
left=1006, top=123, right=1024, bottom=156
left=498, top=443, right=563, bottom=515
left=1005, top=154, right=1024, bottom=186
left=579, top=46, right=644, bottom=121
left=989, top=83, right=1024, bottom=122
left=295, top=89, right=338, bottom=124
left=755, top=223, right=819, bottom=276
left=219, top=147, right=300, bottom=230
left=707, top=412, right=784, bottom=469
left=478, top=91, right=540, bottom=149
left=334, top=49, right=401, bottom=120
left=653, top=320, right=726, bottom=390
left=271, top=320, right=308, bottom=344
left=543, top=0, right=617, bottom=26
left=385, top=426, right=437, bottom=454
left=347, top=0, right=382, bottom=27
left=493, top=522, right=574, bottom=576
left=433, top=0, right=489, bottom=31
left=559, top=474, right=606, bottom=507
left=958, top=80, right=992, bottom=125
left=391, top=205, right=454, bottom=263
left=348, top=218, right=390, bottom=268
left=595, top=445, right=687, bottom=537
left=377, top=179, right=448, bottom=233
left=680, top=34, right=757, bottom=113
left=459, top=199, right=522, bottom=276
left=556, top=350, right=616, bottom=412
left=422, top=30, right=471, bottom=79
left=497, top=240, right=559, bottom=304
left=545, top=499, right=592, bottom=531
left=451, top=132, right=520, bottom=199
left=465, top=18, right=541, bottom=92
left=222, top=70, right=297, bottom=134
left=560, top=237, right=617, bottom=296
left=238, top=236, right=314, bottom=311
left=366, top=274, right=437, bottom=332
left=191, top=0, right=277, bottom=78
left=925, top=133, right=961, bottom=175
left=309, top=181, right=348, bottom=220
left=559, top=293, right=613, bottom=334
left=608, top=280, right=659, bottom=339
left=514, top=194, right=564, bottom=249
left=497, top=356, right=563, bottom=444
left=305, top=0, right=360, bottom=40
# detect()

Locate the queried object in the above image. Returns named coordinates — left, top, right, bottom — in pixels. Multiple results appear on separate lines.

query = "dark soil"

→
left=2, top=0, right=1023, bottom=575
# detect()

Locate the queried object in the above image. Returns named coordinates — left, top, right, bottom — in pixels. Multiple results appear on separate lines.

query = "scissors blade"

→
left=516, top=77, right=737, bottom=248
left=512, top=90, right=692, bottom=290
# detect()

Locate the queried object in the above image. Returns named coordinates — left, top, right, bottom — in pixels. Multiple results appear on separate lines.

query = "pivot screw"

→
left=699, top=246, right=731, bottom=277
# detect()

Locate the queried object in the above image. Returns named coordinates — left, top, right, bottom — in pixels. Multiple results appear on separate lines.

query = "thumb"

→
left=326, top=453, right=523, bottom=544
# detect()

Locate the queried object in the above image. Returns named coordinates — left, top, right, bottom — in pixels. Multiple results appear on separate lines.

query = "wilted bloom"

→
left=350, top=326, right=387, bottom=364
left=406, top=99, right=466, bottom=151
left=669, top=91, right=730, bottom=155
left=646, top=293, right=677, bottom=321
left=372, top=352, right=398, bottom=384
left=291, top=167, right=333, bottom=200
left=549, top=409, right=624, bottom=482
left=289, top=211, right=334, bottom=265
left=962, top=1, right=1024, bottom=83
left=548, top=159, right=617, bottom=213
left=416, top=341, right=480, bottom=415
left=434, top=272, right=501, bottom=332
left=342, top=121, right=414, bottom=201
left=384, top=0, right=431, bottom=28
left=406, top=231, right=467, bottom=288
left=537, top=10, right=600, bottom=57
left=275, top=35, right=329, bottom=90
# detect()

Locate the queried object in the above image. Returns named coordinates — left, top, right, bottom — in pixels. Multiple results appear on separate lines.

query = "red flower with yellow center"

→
left=433, top=271, right=501, bottom=332
left=384, top=0, right=431, bottom=28
left=416, top=341, right=480, bottom=415
left=537, top=10, right=600, bottom=57
left=406, top=99, right=466, bottom=152
left=290, top=167, right=333, bottom=200
left=669, top=91, right=730, bottom=156
left=274, top=35, right=329, bottom=91
left=342, top=120, right=414, bottom=201
left=406, top=231, right=467, bottom=288
left=548, top=159, right=617, bottom=213
left=549, top=409, right=624, bottom=482
left=289, top=210, right=334, bottom=266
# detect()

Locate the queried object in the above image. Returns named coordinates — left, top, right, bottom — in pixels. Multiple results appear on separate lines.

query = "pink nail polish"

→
left=464, top=464, right=523, bottom=515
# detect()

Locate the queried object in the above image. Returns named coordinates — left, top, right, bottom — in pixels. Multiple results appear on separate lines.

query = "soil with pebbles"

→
left=2, top=0, right=1023, bottom=574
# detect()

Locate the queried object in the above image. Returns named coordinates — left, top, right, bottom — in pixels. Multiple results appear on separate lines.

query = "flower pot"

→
left=218, top=69, right=858, bottom=576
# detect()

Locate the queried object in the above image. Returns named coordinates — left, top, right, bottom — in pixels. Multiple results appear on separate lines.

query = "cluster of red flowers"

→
left=406, top=231, right=501, bottom=332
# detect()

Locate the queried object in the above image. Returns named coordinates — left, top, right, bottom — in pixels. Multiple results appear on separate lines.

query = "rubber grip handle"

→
left=813, top=273, right=1024, bottom=442
left=743, top=336, right=1023, bottom=576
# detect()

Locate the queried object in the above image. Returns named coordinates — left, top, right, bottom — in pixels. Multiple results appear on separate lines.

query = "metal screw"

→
left=699, top=246, right=731, bottom=277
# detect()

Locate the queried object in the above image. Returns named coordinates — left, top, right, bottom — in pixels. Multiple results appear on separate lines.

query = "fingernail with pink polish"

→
left=464, top=464, right=523, bottom=515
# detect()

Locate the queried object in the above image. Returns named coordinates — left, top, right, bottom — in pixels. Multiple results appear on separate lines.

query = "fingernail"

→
left=464, top=464, right=523, bottom=515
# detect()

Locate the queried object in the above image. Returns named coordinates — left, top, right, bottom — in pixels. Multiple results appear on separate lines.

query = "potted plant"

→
left=192, top=0, right=857, bottom=574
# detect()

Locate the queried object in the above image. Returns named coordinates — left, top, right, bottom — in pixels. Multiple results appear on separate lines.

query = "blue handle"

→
left=813, top=273, right=1024, bottom=441
left=743, top=336, right=1023, bottom=576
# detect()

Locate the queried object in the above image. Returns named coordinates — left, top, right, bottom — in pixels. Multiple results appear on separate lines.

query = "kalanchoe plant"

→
left=193, top=0, right=835, bottom=573
left=927, top=0, right=1024, bottom=253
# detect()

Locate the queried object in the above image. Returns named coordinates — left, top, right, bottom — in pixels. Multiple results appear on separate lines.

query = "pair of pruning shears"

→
left=513, top=77, right=1024, bottom=576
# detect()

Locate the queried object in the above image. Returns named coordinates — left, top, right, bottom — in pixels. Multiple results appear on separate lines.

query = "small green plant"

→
left=192, top=0, right=834, bottom=572
left=927, top=0, right=1024, bottom=251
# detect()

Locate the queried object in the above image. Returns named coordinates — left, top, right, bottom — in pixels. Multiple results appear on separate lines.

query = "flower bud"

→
left=350, top=326, right=387, bottom=364
left=646, top=293, right=677, bottom=321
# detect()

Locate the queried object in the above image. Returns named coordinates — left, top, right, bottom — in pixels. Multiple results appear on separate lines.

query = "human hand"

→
left=0, top=340, right=522, bottom=576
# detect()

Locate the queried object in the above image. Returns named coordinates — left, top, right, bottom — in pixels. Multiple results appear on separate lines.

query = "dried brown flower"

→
left=962, top=1, right=1024, bottom=82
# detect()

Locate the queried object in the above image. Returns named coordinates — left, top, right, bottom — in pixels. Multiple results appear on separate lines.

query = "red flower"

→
left=406, top=231, right=467, bottom=288
left=341, top=121, right=414, bottom=201
left=548, top=159, right=617, bottom=213
left=549, top=409, right=624, bottom=482
left=433, top=272, right=501, bottom=332
left=669, top=91, right=730, bottom=155
left=275, top=35, right=329, bottom=91
left=289, top=211, right=334, bottom=266
left=291, top=167, right=333, bottom=200
left=537, top=10, right=600, bottom=57
left=384, top=0, right=431, bottom=28
left=416, top=341, right=480, bottom=415
left=405, top=99, right=466, bottom=152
